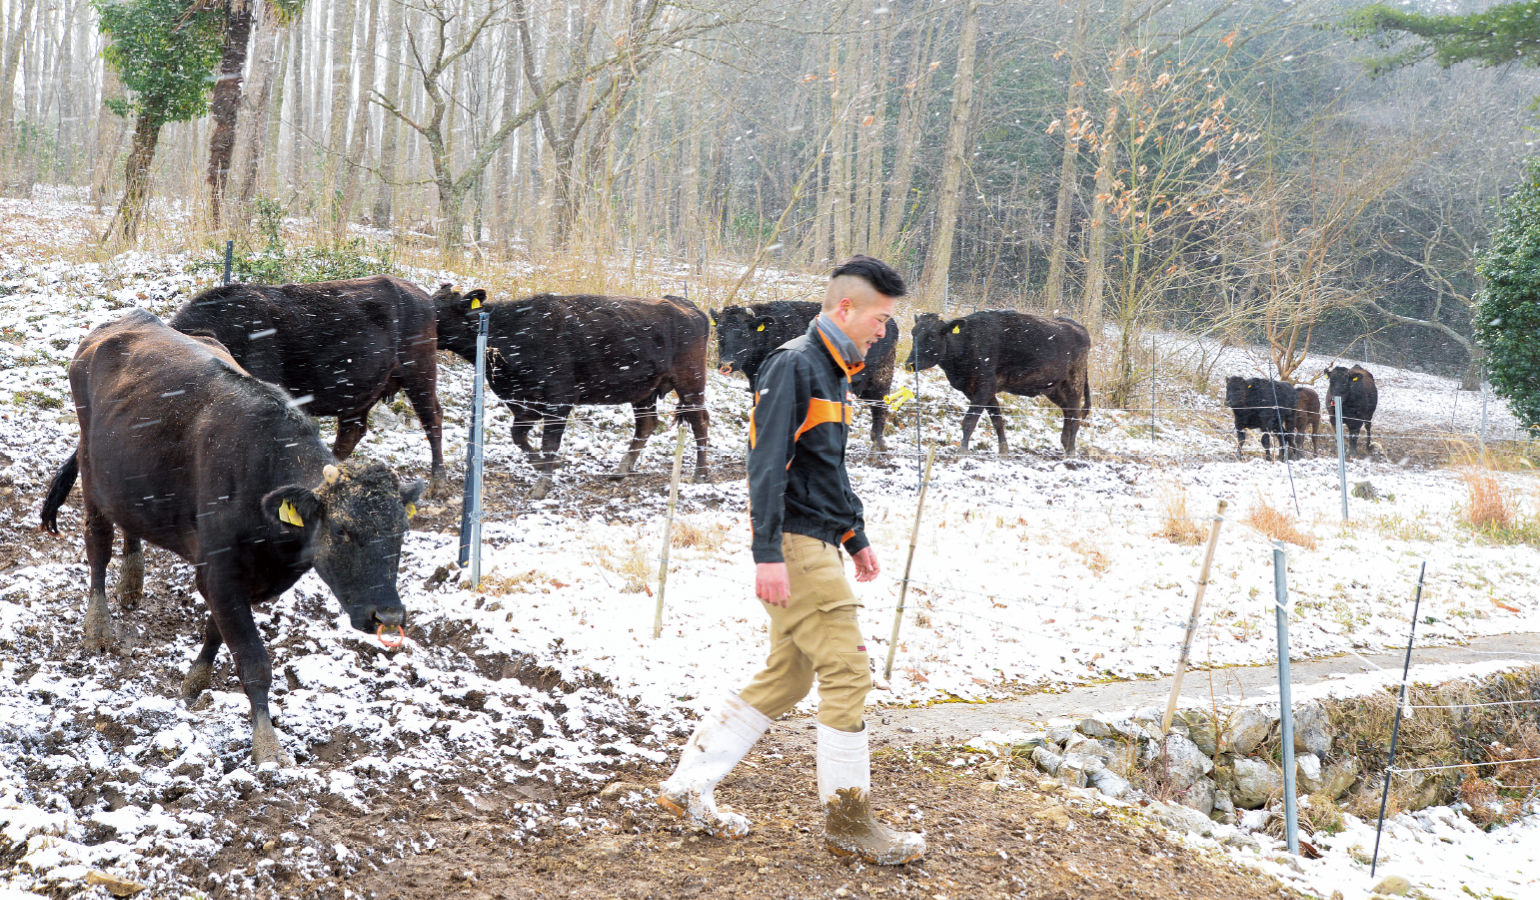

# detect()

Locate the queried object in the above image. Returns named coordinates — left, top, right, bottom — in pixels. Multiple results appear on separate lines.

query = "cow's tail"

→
left=39, top=449, right=79, bottom=535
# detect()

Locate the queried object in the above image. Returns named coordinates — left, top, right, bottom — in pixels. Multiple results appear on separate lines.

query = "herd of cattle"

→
left=1224, top=366, right=1379, bottom=461
left=28, top=274, right=1381, bottom=762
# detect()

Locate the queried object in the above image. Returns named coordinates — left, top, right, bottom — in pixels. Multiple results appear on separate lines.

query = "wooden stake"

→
left=1161, top=499, right=1227, bottom=735
left=652, top=425, right=688, bottom=639
left=884, top=445, right=937, bottom=681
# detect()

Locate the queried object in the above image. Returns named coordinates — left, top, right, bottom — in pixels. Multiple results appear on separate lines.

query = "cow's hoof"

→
left=83, top=608, right=114, bottom=654
left=529, top=476, right=552, bottom=501
left=251, top=729, right=293, bottom=768
left=115, top=587, right=143, bottom=611
left=427, top=472, right=450, bottom=500
left=181, top=661, right=213, bottom=704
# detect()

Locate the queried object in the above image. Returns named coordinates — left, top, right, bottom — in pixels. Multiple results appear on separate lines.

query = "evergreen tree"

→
left=96, top=0, right=224, bottom=243
left=1474, top=159, right=1540, bottom=429
left=1348, top=2, right=1540, bottom=75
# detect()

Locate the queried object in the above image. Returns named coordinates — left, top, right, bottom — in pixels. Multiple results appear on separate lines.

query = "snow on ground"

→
left=2, top=193, right=1538, bottom=897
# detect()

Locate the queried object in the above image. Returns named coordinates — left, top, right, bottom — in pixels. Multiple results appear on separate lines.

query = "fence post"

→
left=458, top=312, right=489, bottom=587
left=652, top=425, right=689, bottom=639
left=1335, top=401, right=1348, bottom=522
left=223, top=240, right=234, bottom=285
left=1274, top=541, right=1299, bottom=855
left=1161, top=500, right=1228, bottom=735
left=884, top=445, right=936, bottom=682
left=1372, top=562, right=1429, bottom=878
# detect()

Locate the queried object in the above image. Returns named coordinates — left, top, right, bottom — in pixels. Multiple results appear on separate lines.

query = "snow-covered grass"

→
left=2, top=192, right=1538, bottom=897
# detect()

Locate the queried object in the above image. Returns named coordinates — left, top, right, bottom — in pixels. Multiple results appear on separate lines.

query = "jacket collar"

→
left=809, top=314, right=866, bottom=379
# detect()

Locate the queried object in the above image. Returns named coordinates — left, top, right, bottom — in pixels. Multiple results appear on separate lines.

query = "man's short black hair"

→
left=831, top=255, right=907, bottom=298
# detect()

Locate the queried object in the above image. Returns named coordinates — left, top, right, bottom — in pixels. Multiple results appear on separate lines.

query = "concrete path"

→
left=764, top=632, right=1540, bottom=752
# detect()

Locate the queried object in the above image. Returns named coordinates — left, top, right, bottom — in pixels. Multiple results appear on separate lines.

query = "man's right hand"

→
left=756, top=562, right=791, bottom=607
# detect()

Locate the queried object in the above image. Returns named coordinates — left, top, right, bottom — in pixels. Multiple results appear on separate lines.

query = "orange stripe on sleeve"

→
left=795, top=397, right=847, bottom=441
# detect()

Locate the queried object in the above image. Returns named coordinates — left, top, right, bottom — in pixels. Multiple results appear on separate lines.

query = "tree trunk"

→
left=0, top=0, right=36, bottom=158
left=879, top=16, right=938, bottom=257
left=91, top=43, right=127, bottom=211
left=326, top=0, right=360, bottom=227
left=1080, top=45, right=1125, bottom=327
left=287, top=16, right=305, bottom=193
left=1044, top=1, right=1089, bottom=306
left=337, top=0, right=380, bottom=235
left=207, top=3, right=255, bottom=228
left=919, top=0, right=979, bottom=307
left=372, top=0, right=405, bottom=227
left=235, top=4, right=286, bottom=211
left=104, top=115, right=164, bottom=245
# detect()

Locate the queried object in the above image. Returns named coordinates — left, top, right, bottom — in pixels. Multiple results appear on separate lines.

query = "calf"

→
left=1224, top=376, right=1298, bottom=461
left=170, top=275, right=447, bottom=496
left=1294, top=385, right=1322, bottom=455
left=712, top=300, right=900, bottom=451
left=905, top=311, right=1092, bottom=457
left=434, top=287, right=710, bottom=499
left=1323, top=365, right=1378, bottom=457
left=40, top=310, right=424, bottom=765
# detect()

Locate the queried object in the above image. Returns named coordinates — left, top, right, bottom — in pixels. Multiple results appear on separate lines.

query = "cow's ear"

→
left=461, top=289, right=487, bottom=313
left=948, top=318, right=966, bottom=335
left=262, top=485, right=321, bottom=531
left=709, top=308, right=719, bottom=323
left=401, top=479, right=427, bottom=519
left=754, top=316, right=773, bottom=333
left=1351, top=374, right=1360, bottom=382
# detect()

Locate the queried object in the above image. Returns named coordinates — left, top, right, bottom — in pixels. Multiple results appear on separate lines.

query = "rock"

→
left=1221, top=706, right=1273, bottom=755
left=1296, top=753, right=1323, bottom=793
left=1176, top=709, right=1219, bottom=757
left=1056, top=756, right=1089, bottom=788
left=1352, top=481, right=1379, bottom=501
left=1063, top=734, right=1114, bottom=768
left=1320, top=758, right=1360, bottom=800
left=1291, top=702, right=1332, bottom=758
left=1033, top=805, right=1073, bottom=829
left=1108, top=717, right=1152, bottom=744
left=1212, top=788, right=1237, bottom=825
left=1152, top=733, right=1212, bottom=792
left=599, top=781, right=646, bottom=800
left=1221, top=831, right=1260, bottom=851
left=1045, top=725, right=1076, bottom=746
left=1131, top=706, right=1164, bottom=731
left=1088, top=767, right=1130, bottom=799
left=1063, top=750, right=1107, bottom=777
left=86, top=871, right=146, bottom=897
left=1146, top=799, right=1215, bottom=836
left=1031, top=746, right=1065, bottom=776
left=1231, top=758, right=1284, bottom=809
left=1078, top=717, right=1112, bottom=738
left=1175, top=775, right=1216, bottom=816
left=1371, top=874, right=1411, bottom=895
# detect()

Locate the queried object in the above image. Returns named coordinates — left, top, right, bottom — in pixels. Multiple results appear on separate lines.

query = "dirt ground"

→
left=248, top=729, right=1308, bottom=900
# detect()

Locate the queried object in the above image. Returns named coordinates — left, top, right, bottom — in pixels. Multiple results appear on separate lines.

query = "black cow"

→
left=1294, top=385, right=1322, bottom=455
left=1224, top=376, right=1298, bottom=461
left=905, top=311, right=1092, bottom=456
left=1323, top=365, right=1378, bottom=457
left=433, top=287, right=710, bottom=500
left=711, top=300, right=900, bottom=451
left=40, top=310, right=424, bottom=765
left=169, top=275, right=448, bottom=496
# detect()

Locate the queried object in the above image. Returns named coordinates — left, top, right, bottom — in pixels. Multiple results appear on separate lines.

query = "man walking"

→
left=658, top=256, right=924, bottom=866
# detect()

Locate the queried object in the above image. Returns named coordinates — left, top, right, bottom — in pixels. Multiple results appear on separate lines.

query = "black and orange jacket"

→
left=748, top=317, right=869, bottom=563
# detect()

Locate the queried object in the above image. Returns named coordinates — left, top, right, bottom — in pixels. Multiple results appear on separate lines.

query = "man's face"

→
left=831, top=293, right=896, bottom=353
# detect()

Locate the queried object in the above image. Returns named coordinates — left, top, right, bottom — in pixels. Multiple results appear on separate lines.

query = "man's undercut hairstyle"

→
left=831, top=255, right=907, bottom=299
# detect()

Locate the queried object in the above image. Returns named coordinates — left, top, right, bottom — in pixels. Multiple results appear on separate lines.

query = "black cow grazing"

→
left=1294, top=385, right=1323, bottom=455
left=905, top=311, right=1092, bottom=457
left=433, top=287, right=711, bottom=500
left=711, top=300, right=901, bottom=451
left=1323, top=364, right=1378, bottom=457
left=1224, top=376, right=1299, bottom=461
left=40, top=310, right=424, bottom=765
left=169, top=275, right=448, bottom=497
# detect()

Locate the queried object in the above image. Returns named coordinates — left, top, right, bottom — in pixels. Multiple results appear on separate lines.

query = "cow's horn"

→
left=323, top=464, right=341, bottom=485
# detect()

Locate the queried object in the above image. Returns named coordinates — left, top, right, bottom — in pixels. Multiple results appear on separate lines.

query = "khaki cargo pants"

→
left=739, top=533, right=872, bottom=731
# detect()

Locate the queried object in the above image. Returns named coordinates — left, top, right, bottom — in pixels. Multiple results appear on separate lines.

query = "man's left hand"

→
left=851, top=546, right=880, bottom=582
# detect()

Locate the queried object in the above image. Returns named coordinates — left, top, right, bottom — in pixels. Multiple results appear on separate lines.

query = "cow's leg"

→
left=1235, top=428, right=1245, bottom=459
left=1261, top=431, right=1273, bottom=462
left=1347, top=422, right=1361, bottom=457
left=205, top=584, right=289, bottom=766
left=960, top=403, right=986, bottom=451
left=529, top=405, right=571, bottom=501
left=82, top=504, right=115, bottom=653
left=116, top=534, right=143, bottom=610
left=333, top=410, right=370, bottom=460
left=617, top=400, right=659, bottom=479
left=684, top=400, right=711, bottom=482
left=509, top=403, right=539, bottom=458
left=181, top=613, right=223, bottom=703
left=1052, top=388, right=1082, bottom=458
left=1362, top=421, right=1373, bottom=457
left=400, top=370, right=448, bottom=498
left=868, top=399, right=889, bottom=454
left=988, top=401, right=1009, bottom=454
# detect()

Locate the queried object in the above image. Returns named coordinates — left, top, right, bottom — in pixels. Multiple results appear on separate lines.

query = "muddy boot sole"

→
left=656, top=793, right=749, bottom=839
left=825, top=838, right=924, bottom=866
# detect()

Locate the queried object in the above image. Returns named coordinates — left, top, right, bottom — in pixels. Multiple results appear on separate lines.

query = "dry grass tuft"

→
left=1243, top=492, right=1317, bottom=549
left=1068, top=540, right=1109, bottom=574
left=1154, top=483, right=1207, bottom=545
left=1463, top=467, right=1517, bottom=531
left=477, top=567, right=563, bottom=596
left=599, top=539, right=653, bottom=594
left=671, top=518, right=728, bottom=552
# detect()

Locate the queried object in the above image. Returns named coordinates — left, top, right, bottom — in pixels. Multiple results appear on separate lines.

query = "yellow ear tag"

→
left=1351, top=375, right=1360, bottom=381
left=756, top=323, right=766, bottom=332
left=405, top=502, right=417, bottom=518
left=278, top=499, right=304, bottom=527
left=951, top=325, right=961, bottom=334
left=470, top=296, right=482, bottom=310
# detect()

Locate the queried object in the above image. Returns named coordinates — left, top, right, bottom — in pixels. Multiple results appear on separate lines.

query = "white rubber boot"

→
left=657, top=693, right=771, bottom=838
left=817, top=722, right=926, bottom=865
